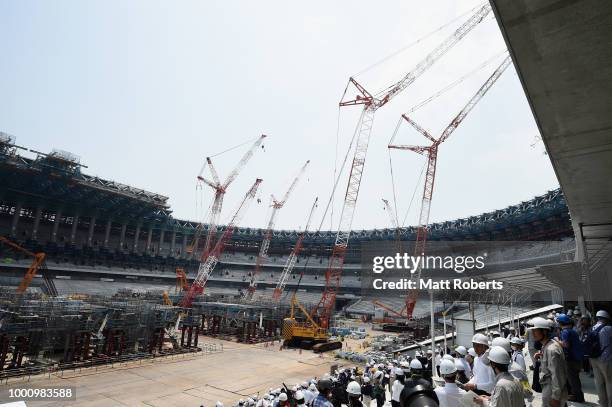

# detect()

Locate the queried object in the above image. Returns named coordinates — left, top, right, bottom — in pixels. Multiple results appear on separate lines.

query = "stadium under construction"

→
left=0, top=1, right=611, bottom=406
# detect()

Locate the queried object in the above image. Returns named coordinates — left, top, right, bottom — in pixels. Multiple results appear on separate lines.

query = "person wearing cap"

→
left=346, top=381, right=363, bottom=407
left=360, top=376, right=373, bottom=407
left=435, top=359, right=466, bottom=407
left=455, top=358, right=470, bottom=384
left=467, top=347, right=477, bottom=371
left=510, top=337, right=526, bottom=372
left=465, top=333, right=496, bottom=395
left=590, top=310, right=612, bottom=407
left=403, top=358, right=431, bottom=390
left=304, top=384, right=316, bottom=406
left=390, top=367, right=404, bottom=407
left=455, top=345, right=473, bottom=379
left=371, top=370, right=386, bottom=407
left=275, top=392, right=290, bottom=407
left=557, top=313, right=585, bottom=402
left=473, top=346, right=524, bottom=407
left=531, top=317, right=568, bottom=407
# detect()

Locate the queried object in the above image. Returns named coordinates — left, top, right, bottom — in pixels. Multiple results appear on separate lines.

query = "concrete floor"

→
left=1, top=338, right=339, bottom=407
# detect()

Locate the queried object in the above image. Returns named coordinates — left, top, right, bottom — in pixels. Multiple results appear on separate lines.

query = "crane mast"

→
left=311, top=6, right=491, bottom=329
left=273, top=197, right=318, bottom=301
left=180, top=178, right=263, bottom=308
left=191, top=135, right=266, bottom=260
left=245, top=161, right=310, bottom=299
left=389, top=55, right=512, bottom=318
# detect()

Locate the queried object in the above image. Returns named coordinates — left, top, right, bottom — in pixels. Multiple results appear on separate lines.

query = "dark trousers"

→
left=375, top=395, right=384, bottom=407
left=567, top=359, right=585, bottom=402
left=391, top=400, right=400, bottom=407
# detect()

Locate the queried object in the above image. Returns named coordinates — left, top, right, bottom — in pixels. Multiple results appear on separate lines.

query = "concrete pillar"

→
left=51, top=209, right=62, bottom=243
left=103, top=219, right=112, bottom=248
left=70, top=213, right=80, bottom=245
left=158, top=229, right=165, bottom=255
left=133, top=223, right=142, bottom=252
left=181, top=233, right=188, bottom=258
left=10, top=202, right=22, bottom=237
left=170, top=230, right=177, bottom=256
left=31, top=206, right=43, bottom=240
left=119, top=222, right=127, bottom=251
left=145, top=227, right=153, bottom=253
left=87, top=216, right=96, bottom=246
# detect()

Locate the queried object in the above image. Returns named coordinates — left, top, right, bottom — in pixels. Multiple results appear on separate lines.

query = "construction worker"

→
left=473, top=346, right=524, bottom=407
left=294, top=391, right=306, bottom=407
left=371, top=370, right=386, bottom=407
left=455, top=358, right=470, bottom=384
left=275, top=393, right=290, bottom=407
left=589, top=310, right=612, bottom=407
left=530, top=317, right=568, bottom=407
left=510, top=337, right=526, bottom=372
left=464, top=333, right=496, bottom=395
left=557, top=313, right=585, bottom=402
left=360, top=376, right=373, bottom=407
left=346, top=381, right=363, bottom=407
left=467, top=347, right=477, bottom=371
left=404, top=358, right=431, bottom=389
left=454, top=345, right=472, bottom=378
left=435, top=359, right=466, bottom=407
left=312, top=378, right=333, bottom=407
left=390, top=367, right=404, bottom=407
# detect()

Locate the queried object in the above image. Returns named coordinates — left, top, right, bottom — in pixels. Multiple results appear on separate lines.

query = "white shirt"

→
left=434, top=383, right=466, bottom=407
left=468, top=355, right=496, bottom=393
left=391, top=379, right=404, bottom=402
left=511, top=350, right=526, bottom=372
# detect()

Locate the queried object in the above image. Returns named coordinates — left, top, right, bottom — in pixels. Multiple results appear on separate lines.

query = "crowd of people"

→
left=211, top=307, right=610, bottom=407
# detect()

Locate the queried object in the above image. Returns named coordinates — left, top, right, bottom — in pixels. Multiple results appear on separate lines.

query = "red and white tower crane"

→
left=388, top=55, right=512, bottom=319
left=191, top=135, right=266, bottom=260
left=310, top=5, right=492, bottom=329
left=273, top=196, right=319, bottom=301
left=180, top=178, right=263, bottom=308
left=244, top=160, right=310, bottom=299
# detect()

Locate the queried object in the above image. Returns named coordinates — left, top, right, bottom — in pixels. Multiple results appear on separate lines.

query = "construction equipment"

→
left=245, top=160, right=310, bottom=299
left=190, top=135, right=266, bottom=259
left=310, top=5, right=491, bottom=330
left=0, top=236, right=46, bottom=294
left=389, top=55, right=512, bottom=318
left=162, top=291, right=173, bottom=306
left=175, top=267, right=189, bottom=293
left=273, top=197, right=318, bottom=301
left=180, top=178, right=263, bottom=308
left=282, top=295, right=342, bottom=353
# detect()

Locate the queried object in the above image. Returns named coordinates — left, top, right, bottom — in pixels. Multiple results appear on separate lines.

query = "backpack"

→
left=584, top=324, right=605, bottom=358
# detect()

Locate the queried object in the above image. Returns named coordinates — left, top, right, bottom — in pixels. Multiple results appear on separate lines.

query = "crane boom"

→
left=312, top=7, right=490, bottom=328
left=0, top=236, right=46, bottom=294
left=246, top=160, right=310, bottom=299
left=180, top=178, right=263, bottom=308
left=389, top=55, right=512, bottom=318
left=191, top=135, right=266, bottom=260
left=273, top=197, right=318, bottom=301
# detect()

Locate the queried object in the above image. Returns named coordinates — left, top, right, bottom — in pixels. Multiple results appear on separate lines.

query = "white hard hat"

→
left=400, top=361, right=409, bottom=368
left=279, top=393, right=288, bottom=402
left=442, top=354, right=454, bottom=362
left=567, top=310, right=573, bottom=316
left=455, top=346, right=467, bottom=356
left=301, top=382, right=308, bottom=388
left=426, top=349, right=433, bottom=354
left=295, top=391, right=304, bottom=401
left=216, top=402, right=224, bottom=407
left=394, top=367, right=404, bottom=376
left=363, top=376, right=370, bottom=383
left=472, top=333, right=489, bottom=345
left=409, top=359, right=423, bottom=370
left=439, top=359, right=457, bottom=375
left=528, top=317, right=553, bottom=330
left=308, top=384, right=317, bottom=391
left=468, top=348, right=477, bottom=357
left=239, top=399, right=244, bottom=405
left=346, top=381, right=361, bottom=396
left=510, top=337, right=524, bottom=345
left=596, top=310, right=610, bottom=320
left=455, top=359, right=465, bottom=371
left=491, top=337, right=511, bottom=353
left=488, top=346, right=511, bottom=365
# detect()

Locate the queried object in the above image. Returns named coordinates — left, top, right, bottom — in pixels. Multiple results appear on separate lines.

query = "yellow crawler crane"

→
left=282, top=295, right=341, bottom=353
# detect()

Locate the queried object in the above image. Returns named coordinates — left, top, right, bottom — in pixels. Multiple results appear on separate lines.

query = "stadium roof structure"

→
left=0, top=138, right=572, bottom=244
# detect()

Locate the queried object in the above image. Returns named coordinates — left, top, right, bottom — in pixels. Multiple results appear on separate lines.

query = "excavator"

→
left=0, top=235, right=49, bottom=294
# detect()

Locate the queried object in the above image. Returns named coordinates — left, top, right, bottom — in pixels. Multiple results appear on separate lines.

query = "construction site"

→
left=0, top=0, right=611, bottom=406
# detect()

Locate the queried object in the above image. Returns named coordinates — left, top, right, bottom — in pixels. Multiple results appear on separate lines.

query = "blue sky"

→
left=0, top=1, right=559, bottom=231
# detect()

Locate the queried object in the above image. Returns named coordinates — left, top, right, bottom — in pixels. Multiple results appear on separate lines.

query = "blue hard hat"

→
left=557, top=313, right=571, bottom=324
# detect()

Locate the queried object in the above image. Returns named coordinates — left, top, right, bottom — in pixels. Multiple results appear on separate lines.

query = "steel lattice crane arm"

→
left=389, top=55, right=512, bottom=318
left=0, top=236, right=46, bottom=294
left=273, top=197, right=318, bottom=301
left=312, top=6, right=491, bottom=329
left=245, top=160, right=310, bottom=299
left=180, top=178, right=263, bottom=308
left=190, top=135, right=266, bottom=260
